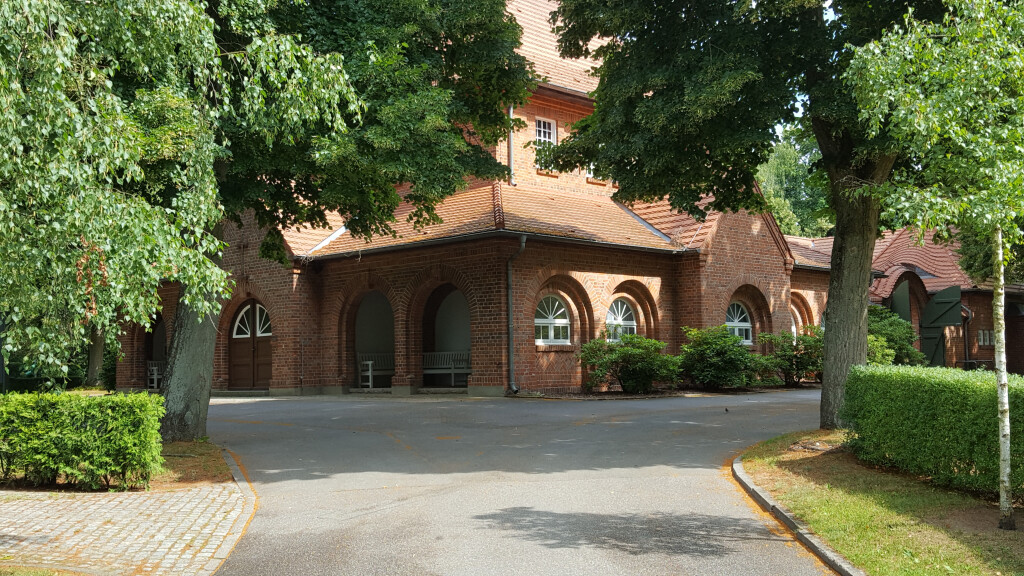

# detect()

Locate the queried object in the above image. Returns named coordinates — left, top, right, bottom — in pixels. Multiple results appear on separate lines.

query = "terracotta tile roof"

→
left=501, top=184, right=672, bottom=249
left=784, top=235, right=832, bottom=269
left=627, top=198, right=720, bottom=250
left=305, top=183, right=499, bottom=257
left=870, top=229, right=976, bottom=297
left=280, top=211, right=347, bottom=257
left=509, top=0, right=600, bottom=94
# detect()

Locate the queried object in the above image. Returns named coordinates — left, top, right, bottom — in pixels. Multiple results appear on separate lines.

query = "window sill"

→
left=536, top=168, right=558, bottom=178
left=535, top=343, right=575, bottom=352
left=586, top=177, right=606, bottom=186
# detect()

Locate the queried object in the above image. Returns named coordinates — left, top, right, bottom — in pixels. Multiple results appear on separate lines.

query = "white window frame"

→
left=535, top=117, right=556, bottom=169
left=790, top=306, right=803, bottom=338
left=726, top=302, right=753, bottom=345
left=535, top=295, right=571, bottom=345
left=606, top=298, right=637, bottom=341
left=232, top=305, right=252, bottom=339
left=233, top=303, right=272, bottom=339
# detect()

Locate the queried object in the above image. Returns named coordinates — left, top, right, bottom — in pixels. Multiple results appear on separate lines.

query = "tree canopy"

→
left=847, top=0, right=1024, bottom=530
left=0, top=0, right=362, bottom=373
left=756, top=126, right=832, bottom=237
left=545, top=0, right=945, bottom=428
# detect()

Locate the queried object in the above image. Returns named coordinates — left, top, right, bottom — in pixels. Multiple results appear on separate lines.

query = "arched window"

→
left=790, top=305, right=803, bottom=337
left=233, top=304, right=272, bottom=338
left=726, top=302, right=753, bottom=345
left=606, top=298, right=637, bottom=341
left=535, top=295, right=570, bottom=344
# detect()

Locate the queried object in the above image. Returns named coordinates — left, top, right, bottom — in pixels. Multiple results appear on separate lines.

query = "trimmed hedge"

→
left=842, top=365, right=1023, bottom=495
left=0, top=393, right=165, bottom=490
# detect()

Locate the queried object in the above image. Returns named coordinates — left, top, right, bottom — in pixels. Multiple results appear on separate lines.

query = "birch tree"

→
left=848, top=0, right=1023, bottom=530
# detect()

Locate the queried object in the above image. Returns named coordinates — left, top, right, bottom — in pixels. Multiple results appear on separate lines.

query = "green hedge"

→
left=0, top=393, right=165, bottom=490
left=843, top=365, right=1024, bottom=495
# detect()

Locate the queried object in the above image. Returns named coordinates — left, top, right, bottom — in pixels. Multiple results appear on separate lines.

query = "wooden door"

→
left=229, top=301, right=273, bottom=389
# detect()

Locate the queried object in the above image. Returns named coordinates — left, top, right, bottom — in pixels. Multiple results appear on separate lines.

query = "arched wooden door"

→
left=229, top=300, right=273, bottom=389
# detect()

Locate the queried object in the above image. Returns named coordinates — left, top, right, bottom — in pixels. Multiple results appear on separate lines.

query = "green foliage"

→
left=849, top=0, right=1024, bottom=259
left=678, top=326, right=751, bottom=389
left=953, top=220, right=1024, bottom=286
left=746, top=353, right=785, bottom=388
left=0, top=393, right=165, bottom=489
left=758, top=328, right=824, bottom=386
left=843, top=366, right=1024, bottom=495
left=579, top=334, right=676, bottom=393
left=756, top=126, right=833, bottom=237
left=866, top=335, right=896, bottom=366
left=867, top=306, right=926, bottom=365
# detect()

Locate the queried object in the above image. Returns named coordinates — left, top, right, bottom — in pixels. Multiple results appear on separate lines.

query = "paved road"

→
left=209, top=390, right=831, bottom=576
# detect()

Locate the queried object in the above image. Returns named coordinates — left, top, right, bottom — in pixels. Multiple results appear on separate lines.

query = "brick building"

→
left=863, top=229, right=1024, bottom=374
left=117, top=0, right=832, bottom=395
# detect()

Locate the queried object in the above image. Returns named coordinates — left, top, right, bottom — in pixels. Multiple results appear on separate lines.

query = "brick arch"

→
left=336, top=277, right=402, bottom=385
left=403, top=264, right=482, bottom=383
left=790, top=291, right=815, bottom=333
left=533, top=273, right=595, bottom=344
left=213, top=279, right=284, bottom=389
left=726, top=284, right=773, bottom=347
left=607, top=279, right=659, bottom=339
left=891, top=271, right=929, bottom=335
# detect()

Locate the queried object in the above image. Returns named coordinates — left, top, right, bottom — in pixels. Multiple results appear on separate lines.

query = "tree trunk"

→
left=820, top=178, right=881, bottom=429
left=85, top=325, right=104, bottom=387
left=993, top=226, right=1016, bottom=531
left=160, top=287, right=218, bottom=441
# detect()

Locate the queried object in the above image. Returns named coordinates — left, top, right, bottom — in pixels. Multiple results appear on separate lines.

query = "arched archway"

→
left=229, top=299, right=273, bottom=389
left=790, top=293, right=814, bottom=336
left=727, top=284, right=772, bottom=347
left=421, top=284, right=471, bottom=388
left=354, top=290, right=396, bottom=388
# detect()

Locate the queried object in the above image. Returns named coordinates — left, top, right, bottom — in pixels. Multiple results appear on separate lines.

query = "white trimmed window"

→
left=535, top=295, right=570, bottom=344
left=606, top=299, right=637, bottom=341
left=233, top=304, right=272, bottom=339
left=726, top=302, right=753, bottom=345
left=979, top=329, right=994, bottom=346
left=535, top=118, right=556, bottom=168
left=790, top=306, right=803, bottom=337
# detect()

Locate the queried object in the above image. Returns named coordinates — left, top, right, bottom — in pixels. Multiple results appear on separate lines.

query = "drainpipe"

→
left=508, top=105, right=517, bottom=186
left=962, top=304, right=974, bottom=367
left=507, top=235, right=526, bottom=394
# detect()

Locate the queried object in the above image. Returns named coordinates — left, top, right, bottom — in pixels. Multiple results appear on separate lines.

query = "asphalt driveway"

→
left=209, top=390, right=831, bottom=576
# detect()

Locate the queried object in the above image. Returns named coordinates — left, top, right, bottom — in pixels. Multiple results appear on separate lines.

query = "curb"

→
left=732, top=456, right=865, bottom=576
left=205, top=449, right=258, bottom=575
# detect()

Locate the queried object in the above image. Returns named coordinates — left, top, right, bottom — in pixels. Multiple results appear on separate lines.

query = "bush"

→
left=758, top=327, right=824, bottom=385
left=580, top=334, right=677, bottom=393
left=868, top=306, right=926, bottom=365
left=0, top=392, right=165, bottom=489
left=678, top=326, right=751, bottom=389
left=746, top=353, right=784, bottom=387
left=842, top=365, right=1024, bottom=495
left=866, top=334, right=896, bottom=365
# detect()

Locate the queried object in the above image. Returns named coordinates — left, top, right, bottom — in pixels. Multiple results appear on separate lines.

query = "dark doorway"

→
left=229, top=300, right=273, bottom=389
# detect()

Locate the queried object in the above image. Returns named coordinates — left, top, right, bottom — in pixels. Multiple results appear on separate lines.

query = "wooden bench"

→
left=357, top=353, right=395, bottom=388
left=422, top=351, right=471, bottom=387
left=147, top=361, right=166, bottom=390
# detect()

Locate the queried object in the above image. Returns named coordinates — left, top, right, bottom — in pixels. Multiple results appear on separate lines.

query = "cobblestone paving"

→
left=0, top=483, right=246, bottom=576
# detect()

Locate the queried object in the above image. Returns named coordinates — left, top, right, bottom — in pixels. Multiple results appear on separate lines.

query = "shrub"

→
left=758, top=327, right=824, bottom=385
left=678, top=326, right=751, bottom=389
left=867, top=306, right=926, bottom=365
left=580, top=334, right=677, bottom=393
left=746, top=353, right=784, bottom=387
left=842, top=365, right=1024, bottom=495
left=866, top=334, right=896, bottom=365
left=0, top=392, right=165, bottom=490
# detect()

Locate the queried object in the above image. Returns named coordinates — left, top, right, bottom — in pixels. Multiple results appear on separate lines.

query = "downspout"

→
left=508, top=105, right=517, bottom=186
left=507, top=235, right=526, bottom=394
left=962, top=304, right=974, bottom=366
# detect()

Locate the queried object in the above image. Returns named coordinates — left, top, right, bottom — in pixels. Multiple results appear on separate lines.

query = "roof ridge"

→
left=492, top=180, right=505, bottom=229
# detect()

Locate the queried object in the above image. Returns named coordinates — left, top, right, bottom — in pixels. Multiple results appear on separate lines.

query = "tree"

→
left=757, top=126, right=833, bottom=238
left=2, top=0, right=366, bottom=438
left=847, top=0, right=1023, bottom=530
left=544, top=0, right=946, bottom=428
left=159, top=0, right=535, bottom=439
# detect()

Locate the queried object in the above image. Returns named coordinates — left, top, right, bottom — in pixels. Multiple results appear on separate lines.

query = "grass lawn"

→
left=743, top=430, right=1024, bottom=576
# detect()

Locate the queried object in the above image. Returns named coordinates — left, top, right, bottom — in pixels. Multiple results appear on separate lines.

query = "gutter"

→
left=307, top=229, right=688, bottom=262
left=506, top=235, right=527, bottom=394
